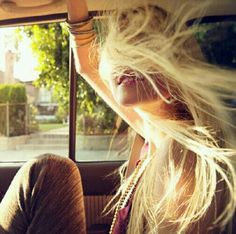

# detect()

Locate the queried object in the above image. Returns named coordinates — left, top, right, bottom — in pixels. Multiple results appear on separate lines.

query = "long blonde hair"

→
left=98, top=0, right=236, bottom=233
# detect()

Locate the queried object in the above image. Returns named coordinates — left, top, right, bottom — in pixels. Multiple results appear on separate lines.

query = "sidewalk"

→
left=41, top=126, right=69, bottom=135
left=0, top=126, right=128, bottom=162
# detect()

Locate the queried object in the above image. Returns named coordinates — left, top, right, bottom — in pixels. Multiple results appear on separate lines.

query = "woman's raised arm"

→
left=66, top=0, right=144, bottom=137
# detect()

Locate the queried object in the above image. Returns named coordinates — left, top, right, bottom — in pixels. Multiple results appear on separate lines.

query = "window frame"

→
left=0, top=14, right=78, bottom=162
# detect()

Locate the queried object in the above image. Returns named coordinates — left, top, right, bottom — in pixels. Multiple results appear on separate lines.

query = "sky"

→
left=0, top=27, right=39, bottom=82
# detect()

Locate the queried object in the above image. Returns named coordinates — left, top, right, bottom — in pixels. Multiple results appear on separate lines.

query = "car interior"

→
left=0, top=0, right=235, bottom=233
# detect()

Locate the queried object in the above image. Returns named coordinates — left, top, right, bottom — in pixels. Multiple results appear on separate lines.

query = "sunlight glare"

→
left=0, top=27, right=39, bottom=82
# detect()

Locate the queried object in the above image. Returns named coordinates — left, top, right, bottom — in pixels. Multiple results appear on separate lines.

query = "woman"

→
left=0, top=0, right=235, bottom=234
left=68, top=0, right=236, bottom=233
left=66, top=0, right=236, bottom=233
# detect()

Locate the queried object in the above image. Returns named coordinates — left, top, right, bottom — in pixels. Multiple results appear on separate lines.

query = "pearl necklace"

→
left=109, top=156, right=151, bottom=234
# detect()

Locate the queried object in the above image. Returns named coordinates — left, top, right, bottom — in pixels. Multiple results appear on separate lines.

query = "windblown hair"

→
left=98, top=0, right=236, bottom=233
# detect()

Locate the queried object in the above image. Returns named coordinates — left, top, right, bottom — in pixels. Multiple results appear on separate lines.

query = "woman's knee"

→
left=19, top=154, right=79, bottom=187
left=27, top=154, right=76, bottom=172
left=40, top=153, right=76, bottom=167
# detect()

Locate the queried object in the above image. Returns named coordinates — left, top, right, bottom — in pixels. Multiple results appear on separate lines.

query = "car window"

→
left=0, top=23, right=69, bottom=162
left=0, top=22, right=132, bottom=163
left=195, top=20, right=236, bottom=121
left=75, top=72, right=132, bottom=162
left=75, top=20, right=236, bottom=162
left=0, top=20, right=235, bottom=162
left=195, top=21, right=236, bottom=69
left=74, top=20, right=132, bottom=162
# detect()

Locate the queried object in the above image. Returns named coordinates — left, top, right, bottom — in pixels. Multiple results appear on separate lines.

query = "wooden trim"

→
left=0, top=11, right=98, bottom=28
left=0, top=13, right=66, bottom=27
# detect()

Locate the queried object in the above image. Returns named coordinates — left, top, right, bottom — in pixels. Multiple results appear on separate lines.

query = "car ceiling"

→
left=0, top=0, right=236, bottom=26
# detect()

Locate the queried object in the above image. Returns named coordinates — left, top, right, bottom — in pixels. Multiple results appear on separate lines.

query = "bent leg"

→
left=0, top=154, right=86, bottom=234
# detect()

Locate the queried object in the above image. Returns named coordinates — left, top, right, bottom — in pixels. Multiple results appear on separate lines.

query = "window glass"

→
left=0, top=23, right=69, bottom=162
left=75, top=20, right=236, bottom=162
left=75, top=20, right=132, bottom=162
left=195, top=20, right=236, bottom=120
left=1, top=20, right=234, bottom=162
left=195, top=21, right=236, bottom=69
left=75, top=73, right=132, bottom=162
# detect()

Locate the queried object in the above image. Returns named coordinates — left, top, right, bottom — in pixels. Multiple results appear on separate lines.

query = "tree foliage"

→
left=195, top=21, right=236, bottom=68
left=20, top=23, right=70, bottom=108
left=0, top=84, right=27, bottom=136
left=0, top=84, right=27, bottom=104
left=18, top=22, right=117, bottom=133
left=18, top=21, right=236, bottom=134
left=195, top=21, right=236, bottom=118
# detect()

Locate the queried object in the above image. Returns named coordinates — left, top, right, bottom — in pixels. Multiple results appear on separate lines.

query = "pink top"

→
left=113, top=142, right=149, bottom=234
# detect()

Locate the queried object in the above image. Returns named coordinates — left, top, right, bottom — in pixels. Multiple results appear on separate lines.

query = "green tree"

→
left=0, top=84, right=27, bottom=136
left=19, top=23, right=70, bottom=109
left=195, top=21, right=236, bottom=68
left=17, top=22, right=117, bottom=133
left=195, top=21, right=236, bottom=121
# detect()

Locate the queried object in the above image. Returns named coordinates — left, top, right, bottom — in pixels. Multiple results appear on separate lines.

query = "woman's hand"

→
left=66, top=0, right=89, bottom=22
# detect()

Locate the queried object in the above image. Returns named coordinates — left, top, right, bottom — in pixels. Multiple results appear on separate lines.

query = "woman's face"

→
left=109, top=70, right=161, bottom=106
left=99, top=56, right=170, bottom=107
